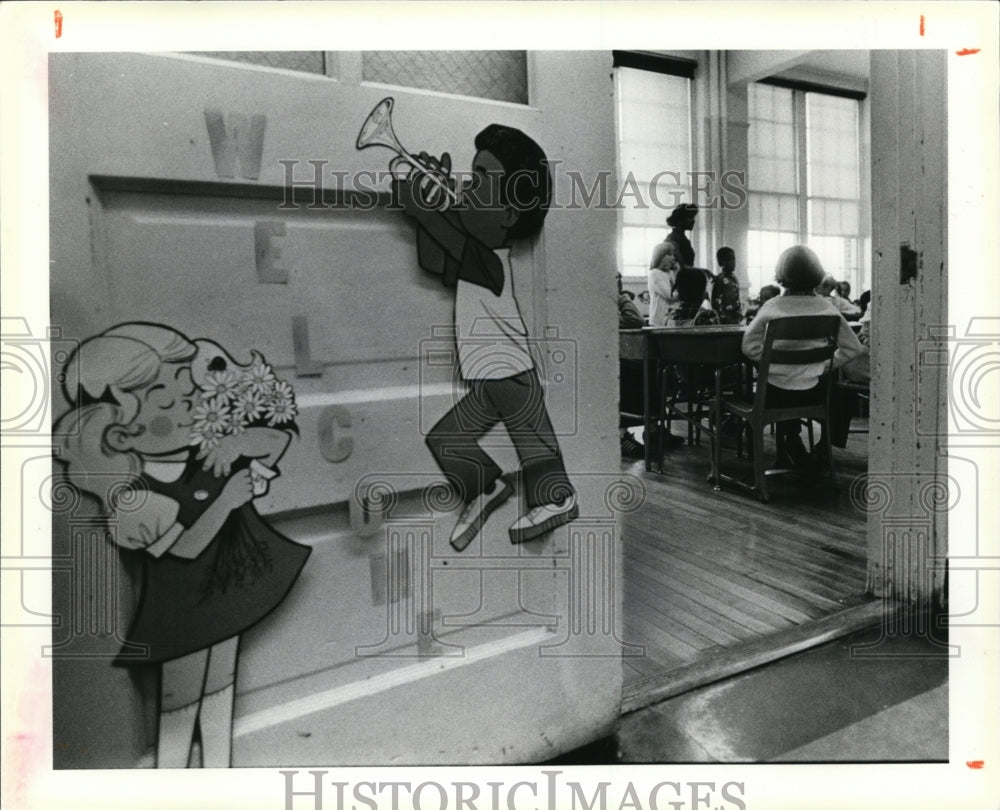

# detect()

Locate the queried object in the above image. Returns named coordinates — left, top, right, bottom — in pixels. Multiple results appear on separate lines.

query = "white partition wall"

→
left=867, top=50, right=948, bottom=609
left=49, top=51, right=623, bottom=767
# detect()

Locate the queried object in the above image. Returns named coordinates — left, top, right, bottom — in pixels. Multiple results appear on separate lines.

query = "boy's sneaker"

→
left=450, top=477, right=514, bottom=552
left=620, top=433, right=645, bottom=459
left=509, top=494, right=579, bottom=544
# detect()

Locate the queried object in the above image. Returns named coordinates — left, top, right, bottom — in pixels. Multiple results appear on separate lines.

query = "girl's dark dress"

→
left=116, top=453, right=311, bottom=665
left=666, top=231, right=695, bottom=268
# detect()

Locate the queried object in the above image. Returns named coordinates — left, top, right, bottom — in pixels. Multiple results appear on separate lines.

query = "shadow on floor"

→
left=550, top=621, right=949, bottom=764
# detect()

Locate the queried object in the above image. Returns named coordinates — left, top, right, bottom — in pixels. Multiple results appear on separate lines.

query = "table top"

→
left=620, top=324, right=747, bottom=364
left=620, top=324, right=746, bottom=335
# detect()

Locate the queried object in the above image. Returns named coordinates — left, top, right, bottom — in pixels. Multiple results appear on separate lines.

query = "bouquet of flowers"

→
left=188, top=355, right=298, bottom=455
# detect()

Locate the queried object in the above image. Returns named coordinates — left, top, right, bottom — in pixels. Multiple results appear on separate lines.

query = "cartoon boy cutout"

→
left=394, top=124, right=577, bottom=551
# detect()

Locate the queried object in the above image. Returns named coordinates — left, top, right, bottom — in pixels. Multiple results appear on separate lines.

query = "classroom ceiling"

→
left=789, top=50, right=870, bottom=81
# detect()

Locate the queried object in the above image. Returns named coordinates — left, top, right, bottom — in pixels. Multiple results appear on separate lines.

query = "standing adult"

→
left=658, top=203, right=699, bottom=270
left=645, top=204, right=701, bottom=450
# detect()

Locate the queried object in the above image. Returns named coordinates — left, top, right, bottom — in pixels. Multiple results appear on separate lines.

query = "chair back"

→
left=754, top=315, right=841, bottom=415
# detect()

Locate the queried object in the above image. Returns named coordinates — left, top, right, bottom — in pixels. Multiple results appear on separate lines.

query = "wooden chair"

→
left=710, top=315, right=841, bottom=502
left=660, top=362, right=710, bottom=446
left=833, top=375, right=871, bottom=436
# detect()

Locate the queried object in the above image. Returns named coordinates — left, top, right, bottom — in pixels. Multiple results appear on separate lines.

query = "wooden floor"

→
left=620, top=420, right=873, bottom=695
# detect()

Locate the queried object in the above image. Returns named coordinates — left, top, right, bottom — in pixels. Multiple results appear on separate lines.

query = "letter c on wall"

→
left=318, top=406, right=353, bottom=463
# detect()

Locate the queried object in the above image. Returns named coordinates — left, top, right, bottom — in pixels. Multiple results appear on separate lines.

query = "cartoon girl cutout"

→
left=53, top=323, right=311, bottom=768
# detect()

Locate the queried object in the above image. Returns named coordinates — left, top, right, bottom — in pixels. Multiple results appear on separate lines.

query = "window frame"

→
left=746, top=78, right=868, bottom=298
left=613, top=51, right=697, bottom=280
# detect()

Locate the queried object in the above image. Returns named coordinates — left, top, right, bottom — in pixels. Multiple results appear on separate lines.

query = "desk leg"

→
left=657, top=362, right=667, bottom=471
left=711, top=367, right=722, bottom=490
left=642, top=341, right=651, bottom=473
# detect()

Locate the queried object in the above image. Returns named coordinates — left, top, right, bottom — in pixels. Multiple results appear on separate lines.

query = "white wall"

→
left=867, top=50, right=948, bottom=607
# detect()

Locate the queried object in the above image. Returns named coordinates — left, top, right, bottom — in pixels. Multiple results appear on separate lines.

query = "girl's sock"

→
left=198, top=683, right=235, bottom=768
left=157, top=701, right=200, bottom=768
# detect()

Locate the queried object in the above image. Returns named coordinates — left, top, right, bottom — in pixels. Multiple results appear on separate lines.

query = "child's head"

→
left=459, top=124, right=551, bottom=246
left=716, top=246, right=736, bottom=274
left=774, top=246, right=825, bottom=292
left=837, top=280, right=852, bottom=300
left=758, top=284, right=781, bottom=305
left=657, top=241, right=681, bottom=273
left=54, top=323, right=198, bottom=509
left=693, top=308, right=720, bottom=327
left=817, top=275, right=839, bottom=296
left=675, top=266, right=707, bottom=305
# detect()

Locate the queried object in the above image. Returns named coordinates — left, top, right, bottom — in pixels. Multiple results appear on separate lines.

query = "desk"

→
left=620, top=326, right=747, bottom=476
left=649, top=324, right=746, bottom=365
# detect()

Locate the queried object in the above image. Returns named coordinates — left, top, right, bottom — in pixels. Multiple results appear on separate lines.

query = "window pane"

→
left=362, top=51, right=528, bottom=104
left=806, top=92, right=860, bottom=199
left=615, top=65, right=693, bottom=277
left=807, top=234, right=861, bottom=293
left=749, top=192, right=798, bottom=232
left=809, top=197, right=860, bottom=236
left=192, top=52, right=328, bottom=75
left=616, top=67, right=692, bottom=195
left=621, top=226, right=664, bottom=278
left=621, top=181, right=675, bottom=229
left=750, top=82, right=863, bottom=285
left=746, top=230, right=797, bottom=296
left=748, top=84, right=797, bottom=195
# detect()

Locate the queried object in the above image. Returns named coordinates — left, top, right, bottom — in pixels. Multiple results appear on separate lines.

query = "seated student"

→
left=619, top=273, right=679, bottom=455
left=711, top=246, right=743, bottom=324
left=664, top=266, right=714, bottom=411
left=667, top=265, right=709, bottom=327
left=847, top=303, right=872, bottom=375
left=647, top=241, right=680, bottom=327
left=760, top=284, right=781, bottom=305
left=692, top=307, right=721, bottom=326
left=742, top=246, right=864, bottom=470
left=617, top=273, right=649, bottom=459
left=617, top=273, right=644, bottom=329
left=642, top=250, right=688, bottom=450
left=857, top=289, right=871, bottom=317
left=837, top=280, right=854, bottom=307
left=820, top=304, right=873, bottom=456
left=743, top=283, right=779, bottom=325
left=817, top=275, right=862, bottom=320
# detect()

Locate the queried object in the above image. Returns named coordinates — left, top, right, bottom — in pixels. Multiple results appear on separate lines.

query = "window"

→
left=184, top=52, right=529, bottom=105
left=192, top=52, right=331, bottom=76
left=747, top=81, right=866, bottom=296
left=614, top=54, right=695, bottom=278
left=362, top=52, right=528, bottom=105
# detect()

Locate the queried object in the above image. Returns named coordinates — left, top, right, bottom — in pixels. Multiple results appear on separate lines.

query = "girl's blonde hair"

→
left=53, top=323, right=196, bottom=511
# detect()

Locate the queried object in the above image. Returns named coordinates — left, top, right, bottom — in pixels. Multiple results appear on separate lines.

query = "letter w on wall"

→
left=204, top=109, right=267, bottom=180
